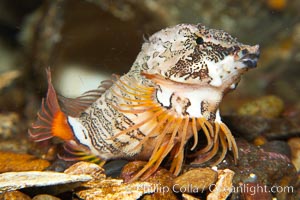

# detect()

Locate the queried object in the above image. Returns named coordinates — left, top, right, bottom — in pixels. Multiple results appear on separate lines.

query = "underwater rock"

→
left=223, top=115, right=300, bottom=141
left=2, top=190, right=31, bottom=200
left=121, top=161, right=177, bottom=200
left=0, top=151, right=50, bottom=173
left=120, top=161, right=148, bottom=183
left=182, top=193, right=201, bottom=200
left=64, top=161, right=106, bottom=180
left=223, top=115, right=269, bottom=141
left=76, top=178, right=155, bottom=200
left=32, top=194, right=61, bottom=200
left=207, top=169, right=235, bottom=200
left=261, top=140, right=291, bottom=158
left=59, top=161, right=156, bottom=200
left=174, top=168, right=218, bottom=193
left=219, top=139, right=298, bottom=200
left=0, top=171, right=91, bottom=193
left=237, top=95, right=284, bottom=118
left=141, top=168, right=177, bottom=200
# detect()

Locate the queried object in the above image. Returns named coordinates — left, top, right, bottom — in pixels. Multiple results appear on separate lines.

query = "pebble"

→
left=142, top=168, right=177, bottom=200
left=64, top=161, right=106, bottom=180
left=120, top=161, right=147, bottom=183
left=121, top=161, right=177, bottom=200
left=223, top=115, right=299, bottom=141
left=288, top=137, right=300, bottom=172
left=2, top=190, right=31, bottom=200
left=182, top=193, right=201, bottom=200
left=32, top=194, right=61, bottom=200
left=223, top=115, right=268, bottom=141
left=174, top=168, right=218, bottom=193
left=237, top=95, right=284, bottom=118
left=0, top=151, right=50, bottom=173
left=207, top=169, right=235, bottom=200
left=76, top=179, right=155, bottom=200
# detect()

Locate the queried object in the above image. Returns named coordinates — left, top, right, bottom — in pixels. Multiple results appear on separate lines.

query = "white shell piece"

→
left=0, top=171, right=92, bottom=193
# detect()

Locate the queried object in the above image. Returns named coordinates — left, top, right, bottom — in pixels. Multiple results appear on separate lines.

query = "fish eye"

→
left=196, top=36, right=204, bottom=45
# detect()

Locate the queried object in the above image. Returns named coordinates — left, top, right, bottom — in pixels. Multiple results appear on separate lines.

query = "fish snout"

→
left=240, top=44, right=260, bottom=68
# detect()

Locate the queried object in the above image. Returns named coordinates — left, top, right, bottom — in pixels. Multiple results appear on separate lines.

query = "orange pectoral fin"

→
left=29, top=68, right=74, bottom=142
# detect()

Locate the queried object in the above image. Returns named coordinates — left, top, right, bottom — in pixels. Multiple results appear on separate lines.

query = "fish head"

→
left=141, top=24, right=260, bottom=92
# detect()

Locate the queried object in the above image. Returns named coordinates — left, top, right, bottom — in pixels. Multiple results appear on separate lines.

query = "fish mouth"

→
left=239, top=44, right=260, bottom=68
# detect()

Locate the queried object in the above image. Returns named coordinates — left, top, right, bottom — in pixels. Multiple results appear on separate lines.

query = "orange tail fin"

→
left=29, top=68, right=74, bottom=142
